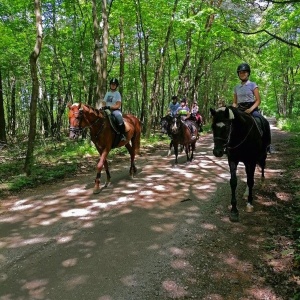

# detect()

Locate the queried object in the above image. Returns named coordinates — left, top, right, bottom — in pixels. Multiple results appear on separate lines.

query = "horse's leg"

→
left=125, top=143, right=137, bottom=177
left=94, top=152, right=108, bottom=194
left=173, top=142, right=179, bottom=165
left=167, top=140, right=173, bottom=156
left=245, top=163, right=256, bottom=212
left=103, top=159, right=111, bottom=187
left=190, top=142, right=195, bottom=161
left=184, top=144, right=190, bottom=163
left=229, top=160, right=239, bottom=222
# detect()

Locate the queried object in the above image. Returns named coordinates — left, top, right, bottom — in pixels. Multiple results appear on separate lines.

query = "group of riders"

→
left=163, top=95, right=204, bottom=140
left=102, top=61, right=271, bottom=153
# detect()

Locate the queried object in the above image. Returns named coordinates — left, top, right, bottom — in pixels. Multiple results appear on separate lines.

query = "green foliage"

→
left=277, top=117, right=300, bottom=133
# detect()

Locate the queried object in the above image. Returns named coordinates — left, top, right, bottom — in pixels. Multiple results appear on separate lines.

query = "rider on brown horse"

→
left=175, top=98, right=196, bottom=140
left=101, top=78, right=126, bottom=141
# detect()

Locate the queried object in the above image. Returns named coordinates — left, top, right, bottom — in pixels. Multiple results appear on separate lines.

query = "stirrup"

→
left=267, top=145, right=272, bottom=154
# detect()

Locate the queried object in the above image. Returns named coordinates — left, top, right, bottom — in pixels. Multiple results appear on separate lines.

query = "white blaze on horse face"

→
left=216, top=122, right=225, bottom=128
left=216, top=107, right=235, bottom=120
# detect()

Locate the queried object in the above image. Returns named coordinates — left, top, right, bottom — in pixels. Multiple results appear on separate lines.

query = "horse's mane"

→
left=82, top=104, right=103, bottom=117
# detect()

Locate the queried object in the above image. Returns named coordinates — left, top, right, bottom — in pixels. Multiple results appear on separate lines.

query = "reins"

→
left=77, top=107, right=104, bottom=138
left=227, top=117, right=255, bottom=150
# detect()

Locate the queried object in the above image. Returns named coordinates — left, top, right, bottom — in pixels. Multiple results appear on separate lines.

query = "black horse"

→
left=170, top=115, right=198, bottom=164
left=210, top=106, right=268, bottom=222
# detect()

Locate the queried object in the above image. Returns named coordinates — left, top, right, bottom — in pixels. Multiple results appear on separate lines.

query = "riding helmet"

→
left=181, top=97, right=187, bottom=103
left=110, top=78, right=119, bottom=86
left=237, top=63, right=251, bottom=75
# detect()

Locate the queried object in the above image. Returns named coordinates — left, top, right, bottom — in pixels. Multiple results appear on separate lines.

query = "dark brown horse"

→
left=210, top=106, right=267, bottom=222
left=68, top=103, right=142, bottom=194
left=170, top=115, right=198, bottom=164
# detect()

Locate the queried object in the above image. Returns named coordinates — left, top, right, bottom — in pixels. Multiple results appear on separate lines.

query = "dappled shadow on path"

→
left=0, top=128, right=297, bottom=299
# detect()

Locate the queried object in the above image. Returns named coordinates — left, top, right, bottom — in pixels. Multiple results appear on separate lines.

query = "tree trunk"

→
left=119, top=17, right=125, bottom=106
left=146, top=0, right=178, bottom=138
left=93, top=0, right=108, bottom=107
left=0, top=68, right=7, bottom=144
left=24, top=0, right=42, bottom=176
left=134, top=0, right=149, bottom=131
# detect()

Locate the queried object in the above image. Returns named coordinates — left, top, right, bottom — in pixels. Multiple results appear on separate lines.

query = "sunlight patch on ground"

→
left=61, top=208, right=91, bottom=217
left=162, top=280, right=188, bottom=298
left=10, top=199, right=34, bottom=211
left=201, top=223, right=217, bottom=230
left=66, top=187, right=86, bottom=196
left=1, top=236, right=50, bottom=249
left=62, top=258, right=78, bottom=268
left=57, top=235, right=73, bottom=244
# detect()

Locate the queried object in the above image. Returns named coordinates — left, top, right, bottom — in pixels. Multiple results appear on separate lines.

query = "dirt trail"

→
left=0, top=121, right=298, bottom=300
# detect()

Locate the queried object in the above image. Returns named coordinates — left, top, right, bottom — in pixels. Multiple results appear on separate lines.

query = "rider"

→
left=175, top=98, right=196, bottom=140
left=232, top=63, right=272, bottom=153
left=190, top=100, right=203, bottom=131
left=102, top=78, right=126, bottom=141
left=167, top=95, right=180, bottom=117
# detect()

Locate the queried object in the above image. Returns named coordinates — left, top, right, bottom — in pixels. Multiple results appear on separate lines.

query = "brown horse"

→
left=68, top=103, right=142, bottom=194
left=170, top=115, right=198, bottom=164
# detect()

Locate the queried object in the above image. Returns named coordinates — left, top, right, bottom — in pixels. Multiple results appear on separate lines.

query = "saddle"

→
left=103, top=109, right=128, bottom=148
left=252, top=115, right=271, bottom=148
left=237, top=104, right=271, bottom=149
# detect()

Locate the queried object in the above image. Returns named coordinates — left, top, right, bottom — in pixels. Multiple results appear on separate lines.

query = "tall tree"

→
left=0, top=68, right=6, bottom=144
left=24, top=0, right=43, bottom=175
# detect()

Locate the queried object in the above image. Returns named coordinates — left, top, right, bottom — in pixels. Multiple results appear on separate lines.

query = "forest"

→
left=0, top=0, right=299, bottom=172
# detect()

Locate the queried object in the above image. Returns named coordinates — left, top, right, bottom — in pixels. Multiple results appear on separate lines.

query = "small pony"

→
left=170, top=116, right=198, bottom=164
left=210, top=106, right=267, bottom=222
left=68, top=103, right=142, bottom=194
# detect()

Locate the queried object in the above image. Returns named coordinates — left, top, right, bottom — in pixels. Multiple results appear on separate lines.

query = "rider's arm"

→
left=232, top=93, right=238, bottom=107
left=247, top=87, right=261, bottom=113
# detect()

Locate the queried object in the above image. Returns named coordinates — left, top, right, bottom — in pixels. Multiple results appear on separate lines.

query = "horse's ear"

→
left=226, top=107, right=236, bottom=120
left=78, top=102, right=82, bottom=109
left=67, top=102, right=72, bottom=109
left=210, top=108, right=216, bottom=116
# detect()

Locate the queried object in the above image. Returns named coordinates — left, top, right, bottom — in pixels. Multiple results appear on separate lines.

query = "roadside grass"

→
left=0, top=132, right=170, bottom=196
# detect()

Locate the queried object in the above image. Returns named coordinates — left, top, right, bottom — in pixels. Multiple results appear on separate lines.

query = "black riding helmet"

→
left=110, top=78, right=119, bottom=86
left=237, top=63, right=251, bottom=75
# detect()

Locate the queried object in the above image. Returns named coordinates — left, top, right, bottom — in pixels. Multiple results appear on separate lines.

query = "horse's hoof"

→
left=93, top=189, right=101, bottom=194
left=104, top=182, right=111, bottom=187
left=229, top=212, right=239, bottom=222
left=246, top=203, right=254, bottom=212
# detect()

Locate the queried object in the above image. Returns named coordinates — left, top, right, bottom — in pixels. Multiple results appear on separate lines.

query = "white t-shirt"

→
left=234, top=80, right=257, bottom=103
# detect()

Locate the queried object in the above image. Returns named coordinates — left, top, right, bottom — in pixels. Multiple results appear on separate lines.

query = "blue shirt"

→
left=169, top=102, right=180, bottom=116
left=234, top=80, right=258, bottom=103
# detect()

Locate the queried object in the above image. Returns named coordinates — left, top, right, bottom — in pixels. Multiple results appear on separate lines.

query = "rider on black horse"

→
left=233, top=63, right=272, bottom=153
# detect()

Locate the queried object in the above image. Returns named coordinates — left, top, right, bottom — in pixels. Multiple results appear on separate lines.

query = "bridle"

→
left=213, top=116, right=255, bottom=152
left=70, top=106, right=105, bottom=139
left=69, top=109, right=83, bottom=136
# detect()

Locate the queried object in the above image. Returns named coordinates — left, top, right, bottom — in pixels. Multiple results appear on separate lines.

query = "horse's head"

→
left=210, top=106, right=234, bottom=157
left=67, top=102, right=83, bottom=139
left=170, top=115, right=182, bottom=134
left=161, top=115, right=173, bottom=134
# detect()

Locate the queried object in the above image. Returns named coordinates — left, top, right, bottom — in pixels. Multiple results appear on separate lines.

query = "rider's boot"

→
left=119, top=123, right=127, bottom=141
